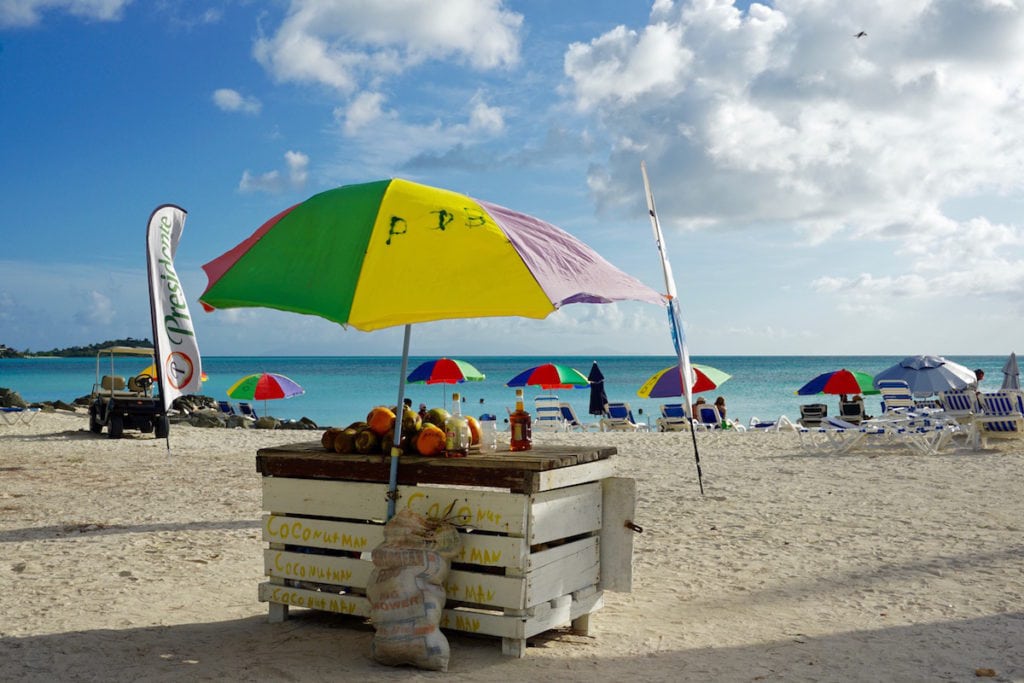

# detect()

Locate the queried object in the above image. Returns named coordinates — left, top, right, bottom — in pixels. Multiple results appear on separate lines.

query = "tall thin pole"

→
left=641, top=161, right=703, bottom=495
left=386, top=324, right=412, bottom=520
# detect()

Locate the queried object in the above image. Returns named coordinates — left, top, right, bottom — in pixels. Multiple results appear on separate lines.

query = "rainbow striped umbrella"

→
left=506, top=363, right=589, bottom=391
left=227, top=372, right=304, bottom=416
left=407, top=358, right=485, bottom=408
left=637, top=363, right=731, bottom=399
left=797, top=369, right=879, bottom=396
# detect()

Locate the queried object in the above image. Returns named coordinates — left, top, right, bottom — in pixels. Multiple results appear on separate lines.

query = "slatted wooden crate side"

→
left=257, top=582, right=604, bottom=641
left=264, top=549, right=371, bottom=589
left=262, top=478, right=530, bottom=536
left=525, top=538, right=600, bottom=606
left=257, top=583, right=519, bottom=638
left=262, top=514, right=527, bottom=569
left=264, top=548, right=529, bottom=609
left=528, top=481, right=603, bottom=545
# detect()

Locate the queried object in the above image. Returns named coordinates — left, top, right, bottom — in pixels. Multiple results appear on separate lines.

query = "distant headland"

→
left=0, top=338, right=153, bottom=359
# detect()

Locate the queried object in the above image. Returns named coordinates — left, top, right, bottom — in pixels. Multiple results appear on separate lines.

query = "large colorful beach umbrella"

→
left=506, top=363, right=590, bottom=390
left=636, top=363, right=731, bottom=399
left=796, top=369, right=879, bottom=396
left=873, top=355, right=974, bottom=397
left=226, top=372, right=304, bottom=416
left=198, top=178, right=664, bottom=518
left=407, top=357, right=485, bottom=408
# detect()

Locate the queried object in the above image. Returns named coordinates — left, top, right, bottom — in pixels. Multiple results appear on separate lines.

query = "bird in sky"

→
left=854, top=31, right=867, bottom=38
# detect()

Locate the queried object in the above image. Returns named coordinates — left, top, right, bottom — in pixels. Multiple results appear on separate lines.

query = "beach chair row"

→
left=217, top=400, right=258, bottom=419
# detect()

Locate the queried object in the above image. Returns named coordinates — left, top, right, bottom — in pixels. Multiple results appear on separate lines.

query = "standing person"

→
left=972, top=368, right=985, bottom=389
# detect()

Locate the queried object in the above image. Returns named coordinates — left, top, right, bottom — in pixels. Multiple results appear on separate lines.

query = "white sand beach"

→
left=1, top=411, right=1022, bottom=682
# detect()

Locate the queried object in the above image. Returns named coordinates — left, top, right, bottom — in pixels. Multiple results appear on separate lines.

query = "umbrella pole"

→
left=386, top=324, right=412, bottom=521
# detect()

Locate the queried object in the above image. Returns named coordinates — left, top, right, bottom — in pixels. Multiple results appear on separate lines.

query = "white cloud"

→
left=0, top=0, right=130, bottom=27
left=564, top=22, right=691, bottom=110
left=335, top=91, right=506, bottom=168
left=75, top=290, right=115, bottom=325
left=562, top=0, right=1024, bottom=313
left=212, top=88, right=262, bottom=115
left=239, top=150, right=310, bottom=193
left=253, top=0, right=522, bottom=93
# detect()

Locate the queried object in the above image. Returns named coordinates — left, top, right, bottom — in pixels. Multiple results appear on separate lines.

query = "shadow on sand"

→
left=1, top=608, right=1020, bottom=682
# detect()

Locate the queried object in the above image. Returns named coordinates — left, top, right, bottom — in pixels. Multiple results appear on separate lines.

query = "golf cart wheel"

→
left=108, top=414, right=124, bottom=439
left=89, top=409, right=103, bottom=434
left=155, top=415, right=170, bottom=439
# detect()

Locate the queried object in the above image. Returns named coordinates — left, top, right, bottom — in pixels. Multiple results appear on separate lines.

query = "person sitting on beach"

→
left=692, top=396, right=706, bottom=418
left=714, top=396, right=728, bottom=420
left=418, top=403, right=428, bottom=420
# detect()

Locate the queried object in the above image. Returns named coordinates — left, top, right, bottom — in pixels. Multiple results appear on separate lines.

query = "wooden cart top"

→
left=256, top=442, right=617, bottom=493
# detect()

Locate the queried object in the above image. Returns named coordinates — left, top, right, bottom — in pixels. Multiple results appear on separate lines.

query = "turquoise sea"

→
left=0, top=355, right=1008, bottom=429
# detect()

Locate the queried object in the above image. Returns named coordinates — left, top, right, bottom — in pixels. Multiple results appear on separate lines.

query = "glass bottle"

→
left=444, top=392, right=470, bottom=457
left=509, top=388, right=532, bottom=451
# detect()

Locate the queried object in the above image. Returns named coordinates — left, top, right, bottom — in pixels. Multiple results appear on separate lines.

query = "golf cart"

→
left=88, top=346, right=169, bottom=439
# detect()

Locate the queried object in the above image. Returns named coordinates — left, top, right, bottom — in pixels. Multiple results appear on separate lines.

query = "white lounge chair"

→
left=748, top=415, right=797, bottom=432
left=533, top=395, right=567, bottom=432
left=975, top=391, right=1024, bottom=448
left=697, top=404, right=745, bottom=432
left=655, top=403, right=691, bottom=432
left=600, top=402, right=643, bottom=431
left=798, top=403, right=827, bottom=427
left=877, top=379, right=915, bottom=414
left=838, top=400, right=866, bottom=424
left=0, top=407, right=40, bottom=425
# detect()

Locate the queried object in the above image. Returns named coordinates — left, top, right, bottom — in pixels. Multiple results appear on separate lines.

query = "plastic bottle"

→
left=444, top=392, right=470, bottom=457
left=478, top=415, right=498, bottom=453
left=509, top=388, right=532, bottom=451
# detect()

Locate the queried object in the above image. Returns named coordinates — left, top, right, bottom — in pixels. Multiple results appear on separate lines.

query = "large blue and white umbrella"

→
left=873, top=355, right=974, bottom=397
left=1001, top=352, right=1020, bottom=391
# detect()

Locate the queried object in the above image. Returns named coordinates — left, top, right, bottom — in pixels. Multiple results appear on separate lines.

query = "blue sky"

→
left=3, top=0, right=1024, bottom=358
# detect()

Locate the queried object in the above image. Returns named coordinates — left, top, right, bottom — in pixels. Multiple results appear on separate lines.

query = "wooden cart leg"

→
left=268, top=601, right=289, bottom=623
left=570, top=613, right=591, bottom=636
left=502, top=637, right=527, bottom=658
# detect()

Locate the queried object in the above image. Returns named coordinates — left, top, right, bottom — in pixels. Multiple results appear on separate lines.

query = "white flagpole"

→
left=641, top=161, right=703, bottom=494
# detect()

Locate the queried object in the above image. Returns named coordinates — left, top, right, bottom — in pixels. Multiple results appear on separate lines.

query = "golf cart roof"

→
left=98, top=346, right=155, bottom=357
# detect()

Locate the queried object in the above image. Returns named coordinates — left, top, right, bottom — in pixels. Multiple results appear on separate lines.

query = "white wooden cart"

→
left=256, top=444, right=636, bottom=657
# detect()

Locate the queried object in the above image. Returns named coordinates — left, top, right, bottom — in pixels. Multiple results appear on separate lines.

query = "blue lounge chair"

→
left=217, top=400, right=237, bottom=416
left=559, top=402, right=597, bottom=431
left=877, top=379, right=915, bottom=414
left=798, top=403, right=827, bottom=427
left=655, top=403, right=691, bottom=432
left=600, top=402, right=643, bottom=431
left=975, top=391, right=1024, bottom=448
left=238, top=402, right=258, bottom=419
